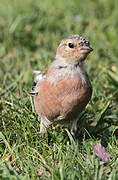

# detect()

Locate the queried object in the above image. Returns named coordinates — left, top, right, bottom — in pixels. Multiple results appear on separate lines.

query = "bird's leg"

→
left=71, top=118, right=78, bottom=140
left=40, top=117, right=51, bottom=138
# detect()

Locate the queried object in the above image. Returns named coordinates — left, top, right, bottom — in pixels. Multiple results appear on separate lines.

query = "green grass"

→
left=0, top=0, right=118, bottom=179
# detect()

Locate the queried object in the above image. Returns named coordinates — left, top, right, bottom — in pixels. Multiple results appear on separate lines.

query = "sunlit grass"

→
left=0, top=0, right=118, bottom=179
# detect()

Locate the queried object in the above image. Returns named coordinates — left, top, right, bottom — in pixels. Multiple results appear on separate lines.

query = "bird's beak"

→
left=80, top=46, right=93, bottom=54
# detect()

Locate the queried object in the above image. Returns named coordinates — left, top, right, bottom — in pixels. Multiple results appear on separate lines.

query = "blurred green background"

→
left=0, top=0, right=118, bottom=179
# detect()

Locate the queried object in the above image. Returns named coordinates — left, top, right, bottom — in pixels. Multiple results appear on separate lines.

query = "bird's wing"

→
left=30, top=70, right=46, bottom=96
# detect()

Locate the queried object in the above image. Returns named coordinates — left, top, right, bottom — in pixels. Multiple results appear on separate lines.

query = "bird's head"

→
left=56, top=34, right=93, bottom=65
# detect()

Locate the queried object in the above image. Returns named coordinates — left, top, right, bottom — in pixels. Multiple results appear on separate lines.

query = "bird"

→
left=31, top=34, right=93, bottom=138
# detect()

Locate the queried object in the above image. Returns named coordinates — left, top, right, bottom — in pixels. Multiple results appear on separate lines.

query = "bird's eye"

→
left=68, top=43, right=74, bottom=48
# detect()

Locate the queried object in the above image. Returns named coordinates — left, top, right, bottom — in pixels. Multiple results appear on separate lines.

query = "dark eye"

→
left=68, top=43, right=74, bottom=48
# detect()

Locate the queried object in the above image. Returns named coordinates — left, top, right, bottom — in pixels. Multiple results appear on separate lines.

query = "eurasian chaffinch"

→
left=31, top=34, right=93, bottom=138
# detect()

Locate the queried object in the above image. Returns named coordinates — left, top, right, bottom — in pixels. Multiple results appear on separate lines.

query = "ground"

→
left=0, top=0, right=118, bottom=179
